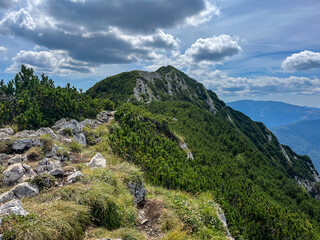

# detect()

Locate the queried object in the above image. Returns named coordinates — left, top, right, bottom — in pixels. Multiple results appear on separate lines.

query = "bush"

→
left=70, top=141, right=83, bottom=153
left=40, top=134, right=54, bottom=153
left=29, top=173, right=56, bottom=191
left=62, top=128, right=73, bottom=137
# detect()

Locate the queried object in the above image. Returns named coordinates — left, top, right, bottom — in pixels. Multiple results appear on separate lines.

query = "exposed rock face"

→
left=88, top=153, right=106, bottom=168
left=0, top=128, right=14, bottom=137
left=0, top=154, right=11, bottom=162
left=45, top=144, right=62, bottom=158
left=7, top=155, right=27, bottom=165
left=57, top=119, right=82, bottom=135
left=0, top=199, right=28, bottom=224
left=127, top=180, right=146, bottom=205
left=217, top=206, right=234, bottom=240
left=13, top=130, right=38, bottom=139
left=49, top=168, right=64, bottom=177
left=11, top=182, right=39, bottom=199
left=96, top=111, right=110, bottom=123
left=67, top=171, right=83, bottom=183
left=74, top=133, right=87, bottom=145
left=3, top=163, right=35, bottom=186
left=35, top=158, right=61, bottom=174
left=36, top=127, right=58, bottom=139
left=12, top=138, right=42, bottom=152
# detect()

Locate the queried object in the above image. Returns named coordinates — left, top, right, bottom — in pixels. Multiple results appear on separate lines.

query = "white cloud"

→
left=184, top=0, right=220, bottom=26
left=0, top=46, right=7, bottom=53
left=6, top=50, right=96, bottom=75
left=282, top=50, right=320, bottom=71
left=185, top=35, right=242, bottom=62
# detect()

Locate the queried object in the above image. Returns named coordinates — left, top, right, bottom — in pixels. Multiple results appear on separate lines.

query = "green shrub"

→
left=28, top=173, right=56, bottom=191
left=40, top=134, right=54, bottom=153
left=69, top=141, right=83, bottom=153
left=62, top=128, right=73, bottom=137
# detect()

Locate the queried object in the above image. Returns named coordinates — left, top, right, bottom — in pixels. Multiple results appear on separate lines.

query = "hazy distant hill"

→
left=272, top=119, right=320, bottom=172
left=227, top=100, right=320, bottom=128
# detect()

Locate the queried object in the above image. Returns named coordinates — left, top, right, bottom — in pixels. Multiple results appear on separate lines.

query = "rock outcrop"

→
left=0, top=199, right=28, bottom=224
left=88, top=153, right=106, bottom=168
left=3, top=163, right=35, bottom=186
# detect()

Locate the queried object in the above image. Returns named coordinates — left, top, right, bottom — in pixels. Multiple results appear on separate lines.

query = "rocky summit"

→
left=0, top=65, right=320, bottom=239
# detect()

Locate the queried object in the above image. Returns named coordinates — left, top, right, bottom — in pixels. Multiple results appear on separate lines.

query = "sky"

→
left=0, top=0, right=320, bottom=107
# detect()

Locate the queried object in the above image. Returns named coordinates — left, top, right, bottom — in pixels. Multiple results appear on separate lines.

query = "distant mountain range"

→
left=228, top=100, right=320, bottom=172
left=227, top=100, right=320, bottom=128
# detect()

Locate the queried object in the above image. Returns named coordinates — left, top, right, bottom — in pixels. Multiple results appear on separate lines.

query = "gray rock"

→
left=74, top=133, right=87, bottom=145
left=0, top=199, right=28, bottom=225
left=12, top=138, right=42, bottom=152
left=7, top=155, right=27, bottom=165
left=0, top=191, right=16, bottom=204
left=13, top=130, right=38, bottom=139
left=49, top=168, right=64, bottom=177
left=127, top=180, right=146, bottom=205
left=57, top=119, right=82, bottom=136
left=35, top=158, right=60, bottom=174
left=45, top=144, right=62, bottom=158
left=11, top=182, right=39, bottom=199
left=0, top=128, right=14, bottom=136
left=96, top=111, right=110, bottom=123
left=88, top=153, right=106, bottom=168
left=0, top=153, right=11, bottom=162
left=52, top=118, right=67, bottom=130
left=3, top=164, right=25, bottom=186
left=3, top=163, right=35, bottom=186
left=36, top=128, right=58, bottom=139
left=67, top=171, right=83, bottom=183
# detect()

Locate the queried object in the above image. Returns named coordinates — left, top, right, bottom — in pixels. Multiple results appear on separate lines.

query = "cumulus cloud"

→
left=195, top=69, right=320, bottom=96
left=282, top=50, right=320, bottom=71
left=146, top=34, right=242, bottom=71
left=6, top=50, right=96, bottom=75
left=0, top=46, right=7, bottom=53
left=185, top=35, right=242, bottom=62
left=0, top=0, right=216, bottom=72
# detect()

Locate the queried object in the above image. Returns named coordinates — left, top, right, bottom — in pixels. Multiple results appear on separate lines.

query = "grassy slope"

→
left=0, top=122, right=229, bottom=240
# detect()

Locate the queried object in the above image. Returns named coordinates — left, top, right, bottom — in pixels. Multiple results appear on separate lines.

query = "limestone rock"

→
left=11, top=182, right=39, bottom=199
left=96, top=111, right=109, bottom=123
left=13, top=130, right=38, bottom=139
left=3, top=163, right=35, bottom=186
left=57, top=119, right=82, bottom=135
left=88, top=153, right=106, bottom=168
left=0, top=200, right=28, bottom=225
left=45, top=144, right=62, bottom=158
left=49, top=168, right=64, bottom=177
left=0, top=154, right=11, bottom=162
left=0, top=191, right=16, bottom=204
left=67, top=171, right=83, bottom=183
left=36, top=127, right=58, bottom=139
left=0, top=128, right=14, bottom=136
left=12, top=138, right=42, bottom=152
left=74, top=133, right=87, bottom=145
left=35, top=158, right=60, bottom=174
left=7, top=155, right=27, bottom=165
left=52, top=118, right=67, bottom=130
left=127, top=180, right=146, bottom=205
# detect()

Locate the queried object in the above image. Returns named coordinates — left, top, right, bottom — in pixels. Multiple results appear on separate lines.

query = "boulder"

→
left=45, top=144, right=62, bottom=158
left=49, top=168, right=64, bottom=177
left=13, top=130, right=38, bottom=139
left=3, top=163, right=35, bottom=186
left=0, top=153, right=11, bottom=162
left=127, top=180, right=146, bottom=205
left=96, top=111, right=110, bottom=123
left=57, top=119, right=82, bottom=135
left=36, top=127, right=58, bottom=139
left=74, top=133, right=87, bottom=145
left=88, top=153, right=106, bottom=168
left=67, top=171, right=83, bottom=183
left=7, top=155, right=27, bottom=165
left=52, top=118, right=67, bottom=130
left=0, top=128, right=14, bottom=136
left=35, top=158, right=60, bottom=174
left=12, top=138, right=42, bottom=152
left=0, top=191, right=16, bottom=204
left=11, top=182, right=39, bottom=199
left=79, top=119, right=101, bottom=129
left=0, top=199, right=28, bottom=225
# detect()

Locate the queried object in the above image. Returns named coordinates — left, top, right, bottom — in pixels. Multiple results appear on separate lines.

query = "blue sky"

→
left=0, top=0, right=320, bottom=107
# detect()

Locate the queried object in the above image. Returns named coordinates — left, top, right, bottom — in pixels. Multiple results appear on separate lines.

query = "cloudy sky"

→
left=0, top=0, right=320, bottom=107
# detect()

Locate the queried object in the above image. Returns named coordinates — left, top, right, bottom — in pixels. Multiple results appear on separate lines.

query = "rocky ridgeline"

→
left=0, top=110, right=146, bottom=234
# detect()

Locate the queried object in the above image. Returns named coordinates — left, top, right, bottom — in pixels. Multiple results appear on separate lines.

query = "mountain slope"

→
left=87, top=66, right=320, bottom=239
left=227, top=100, right=320, bottom=128
left=272, top=119, right=320, bottom=172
